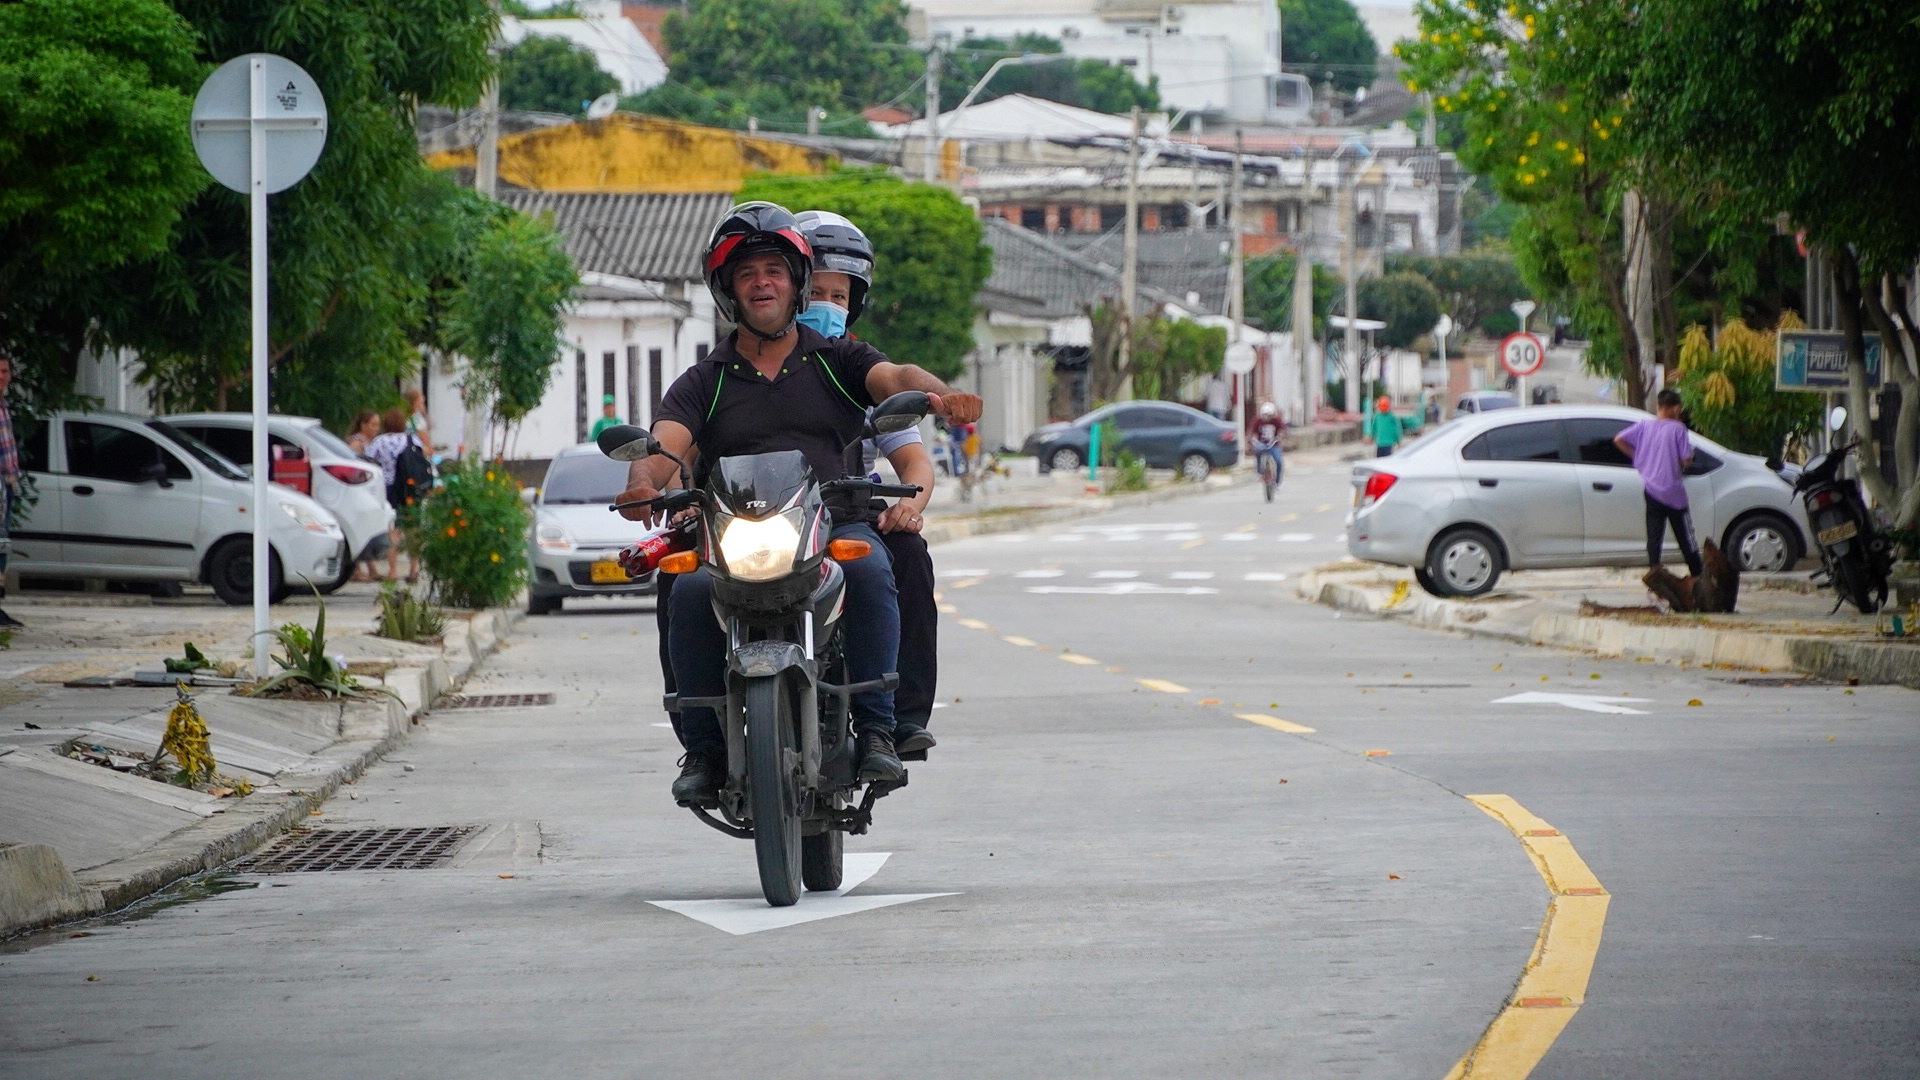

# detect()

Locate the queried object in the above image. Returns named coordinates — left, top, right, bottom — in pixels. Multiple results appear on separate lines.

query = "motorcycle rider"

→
left=1250, top=401, right=1285, bottom=485
left=795, top=209, right=941, bottom=755
left=618, top=202, right=979, bottom=805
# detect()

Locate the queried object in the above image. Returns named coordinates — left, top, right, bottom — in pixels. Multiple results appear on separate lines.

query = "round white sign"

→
left=1224, top=341, right=1258, bottom=375
left=1500, top=332, right=1546, bottom=377
left=191, top=54, right=328, bottom=195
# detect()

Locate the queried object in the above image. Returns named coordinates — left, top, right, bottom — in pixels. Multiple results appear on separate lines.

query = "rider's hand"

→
left=616, top=482, right=663, bottom=524
left=929, top=392, right=983, bottom=425
left=878, top=501, right=926, bottom=534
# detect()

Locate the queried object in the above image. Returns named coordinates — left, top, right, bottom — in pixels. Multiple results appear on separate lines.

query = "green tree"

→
left=1130, top=318, right=1226, bottom=402
left=945, top=35, right=1160, bottom=115
left=498, top=35, right=618, bottom=115
left=1280, top=0, right=1378, bottom=94
left=1358, top=271, right=1442, bottom=348
left=0, top=0, right=207, bottom=405
left=740, top=170, right=990, bottom=382
left=443, top=204, right=578, bottom=432
left=1386, top=247, right=1526, bottom=338
left=1245, top=253, right=1342, bottom=337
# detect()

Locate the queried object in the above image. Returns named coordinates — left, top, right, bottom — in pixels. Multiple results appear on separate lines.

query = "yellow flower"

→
left=1558, top=102, right=1569, bottom=113
left=1488, top=102, right=1498, bottom=111
left=1484, top=136, right=1495, bottom=145
left=1518, top=154, right=1529, bottom=164
left=490, top=552, right=501, bottom=563
left=485, top=471, right=494, bottom=481
left=1524, top=12, right=1535, bottom=23
left=1472, top=26, right=1483, bottom=37
left=1430, top=32, right=1442, bottom=43
left=1450, top=31, right=1461, bottom=41
left=1555, top=140, right=1568, bottom=150
left=1439, top=96, right=1451, bottom=110
left=1597, top=128, right=1609, bottom=139
left=1526, top=131, right=1539, bottom=145
left=1612, top=115, right=1622, bottom=126
left=1525, top=24, right=1534, bottom=37
left=1521, top=173, right=1536, bottom=184
left=1572, top=149, right=1585, bottom=164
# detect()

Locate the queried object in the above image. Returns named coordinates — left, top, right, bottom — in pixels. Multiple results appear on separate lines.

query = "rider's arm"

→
left=864, top=361, right=983, bottom=425
left=876, top=442, right=934, bottom=533
left=616, top=419, right=694, bottom=523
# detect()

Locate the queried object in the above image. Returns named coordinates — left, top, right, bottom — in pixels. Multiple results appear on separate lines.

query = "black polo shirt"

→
left=655, top=326, right=885, bottom=522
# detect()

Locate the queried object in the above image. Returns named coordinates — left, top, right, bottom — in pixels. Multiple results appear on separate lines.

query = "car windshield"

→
left=541, top=454, right=632, bottom=504
left=146, top=420, right=247, bottom=481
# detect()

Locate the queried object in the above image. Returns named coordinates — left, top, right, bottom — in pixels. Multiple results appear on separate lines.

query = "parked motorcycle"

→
left=1794, top=407, right=1894, bottom=614
left=596, top=392, right=929, bottom=907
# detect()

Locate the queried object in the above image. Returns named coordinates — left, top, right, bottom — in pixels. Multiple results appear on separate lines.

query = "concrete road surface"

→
left=3, top=460, right=1915, bottom=1078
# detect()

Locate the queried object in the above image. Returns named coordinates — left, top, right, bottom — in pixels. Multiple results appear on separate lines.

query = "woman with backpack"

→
left=366, top=407, right=432, bottom=583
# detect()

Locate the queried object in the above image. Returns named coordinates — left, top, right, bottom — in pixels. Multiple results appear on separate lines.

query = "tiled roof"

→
left=978, top=218, right=1196, bottom=319
left=495, top=191, right=733, bottom=282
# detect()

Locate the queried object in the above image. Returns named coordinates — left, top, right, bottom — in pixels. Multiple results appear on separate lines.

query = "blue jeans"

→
left=1254, top=444, right=1283, bottom=480
left=669, top=521, right=898, bottom=754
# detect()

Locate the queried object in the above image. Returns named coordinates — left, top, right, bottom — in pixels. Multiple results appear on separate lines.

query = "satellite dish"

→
left=586, top=92, right=619, bottom=120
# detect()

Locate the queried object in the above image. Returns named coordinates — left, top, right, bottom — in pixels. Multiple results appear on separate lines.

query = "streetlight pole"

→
left=1117, top=104, right=1142, bottom=400
left=926, top=52, right=1077, bottom=185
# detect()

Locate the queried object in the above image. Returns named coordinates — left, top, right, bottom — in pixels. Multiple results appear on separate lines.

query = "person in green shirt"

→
left=1369, top=395, right=1403, bottom=457
left=588, top=395, right=622, bottom=441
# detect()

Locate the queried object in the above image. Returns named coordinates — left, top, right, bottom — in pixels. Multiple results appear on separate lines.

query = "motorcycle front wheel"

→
left=1832, top=557, right=1882, bottom=614
left=746, top=675, right=804, bottom=906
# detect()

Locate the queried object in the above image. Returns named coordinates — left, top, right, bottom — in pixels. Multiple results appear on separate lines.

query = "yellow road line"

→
left=1136, top=678, right=1189, bottom=693
left=936, top=604, right=958, bottom=614
left=957, top=618, right=993, bottom=631
left=1059, top=654, right=1101, bottom=666
left=1278, top=512, right=1300, bottom=522
left=1180, top=539, right=1205, bottom=550
left=1236, top=713, right=1316, bottom=734
left=1314, top=502, right=1336, bottom=513
left=950, top=576, right=987, bottom=589
left=1445, top=795, right=1610, bottom=1080
left=1001, top=635, right=1037, bottom=647
left=1233, top=522, right=1258, bottom=533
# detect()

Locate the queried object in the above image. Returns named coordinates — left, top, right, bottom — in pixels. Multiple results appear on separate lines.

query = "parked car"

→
left=525, top=443, right=660, bottom=615
left=164, top=413, right=394, bottom=591
left=1455, top=390, right=1520, bottom=415
left=1346, top=405, right=1811, bottom=597
left=15, top=411, right=348, bottom=604
left=1021, top=401, right=1239, bottom=480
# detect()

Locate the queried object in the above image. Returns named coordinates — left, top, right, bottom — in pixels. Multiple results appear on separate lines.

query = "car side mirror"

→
left=139, top=461, right=169, bottom=484
left=868, top=391, right=931, bottom=436
left=1828, top=406, right=1848, bottom=432
left=596, top=424, right=654, bottom=461
left=520, top=487, right=538, bottom=506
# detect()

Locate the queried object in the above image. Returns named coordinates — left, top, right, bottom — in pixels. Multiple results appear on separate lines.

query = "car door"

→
left=1566, top=416, right=1647, bottom=561
left=60, top=420, right=203, bottom=575
left=1108, top=405, right=1162, bottom=463
left=1457, top=417, right=1585, bottom=565
left=9, top=418, right=60, bottom=571
left=1134, top=405, right=1194, bottom=466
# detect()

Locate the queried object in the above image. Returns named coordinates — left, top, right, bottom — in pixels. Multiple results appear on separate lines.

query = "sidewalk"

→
left=0, top=580, right=519, bottom=936
left=1297, top=561, right=1920, bottom=689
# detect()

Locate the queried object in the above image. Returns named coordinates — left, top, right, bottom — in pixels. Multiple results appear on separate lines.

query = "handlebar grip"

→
left=869, top=483, right=923, bottom=498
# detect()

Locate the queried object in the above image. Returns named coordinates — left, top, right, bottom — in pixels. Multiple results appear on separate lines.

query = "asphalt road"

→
left=3, top=459, right=1915, bottom=1078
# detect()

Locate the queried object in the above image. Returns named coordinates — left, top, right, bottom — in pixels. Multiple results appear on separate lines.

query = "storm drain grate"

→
left=1711, top=675, right=1826, bottom=687
left=239, top=826, right=476, bottom=873
left=444, top=692, right=556, bottom=709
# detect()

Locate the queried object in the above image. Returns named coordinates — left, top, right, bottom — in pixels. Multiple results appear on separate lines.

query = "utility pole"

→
left=1117, top=105, right=1143, bottom=400
left=1228, top=129, right=1246, bottom=448
left=476, top=3, right=501, bottom=198
left=1295, top=147, right=1316, bottom=424
left=1343, top=159, right=1360, bottom=415
left=922, top=44, right=941, bottom=183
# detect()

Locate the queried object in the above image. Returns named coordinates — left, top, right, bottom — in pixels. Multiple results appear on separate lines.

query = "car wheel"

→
left=1413, top=567, right=1443, bottom=597
left=1179, top=453, right=1212, bottom=482
left=527, top=592, right=561, bottom=616
left=1048, top=447, right=1083, bottom=472
left=1426, top=527, right=1504, bottom=597
left=1724, top=513, right=1799, bottom=573
left=206, top=538, right=287, bottom=606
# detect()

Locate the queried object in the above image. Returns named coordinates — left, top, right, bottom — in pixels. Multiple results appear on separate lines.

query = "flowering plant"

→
left=417, top=456, right=530, bottom=609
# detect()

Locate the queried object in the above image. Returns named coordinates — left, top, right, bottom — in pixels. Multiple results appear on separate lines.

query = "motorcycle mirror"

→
left=596, top=424, right=654, bottom=461
left=1827, top=406, right=1848, bottom=432
left=869, top=391, right=931, bottom=435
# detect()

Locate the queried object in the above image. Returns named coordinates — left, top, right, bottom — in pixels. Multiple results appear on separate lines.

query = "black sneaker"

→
left=670, top=749, right=726, bottom=806
left=856, top=729, right=905, bottom=783
left=893, top=723, right=936, bottom=754
left=0, top=608, right=23, bottom=629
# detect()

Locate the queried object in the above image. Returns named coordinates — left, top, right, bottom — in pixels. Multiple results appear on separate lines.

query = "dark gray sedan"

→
left=1022, top=401, right=1240, bottom=480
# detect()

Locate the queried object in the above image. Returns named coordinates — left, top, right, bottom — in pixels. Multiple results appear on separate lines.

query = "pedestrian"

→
left=403, top=387, right=434, bottom=460
left=367, top=408, right=422, bottom=583
left=1204, top=375, right=1231, bottom=420
left=0, top=352, right=23, bottom=629
left=344, top=409, right=379, bottom=455
left=1614, top=388, right=1704, bottom=577
left=589, top=395, right=622, bottom=441
left=1369, top=395, right=1402, bottom=457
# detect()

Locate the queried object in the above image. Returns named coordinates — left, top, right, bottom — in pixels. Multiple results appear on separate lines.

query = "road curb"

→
left=1301, top=569, right=1920, bottom=689
left=2, top=605, right=521, bottom=938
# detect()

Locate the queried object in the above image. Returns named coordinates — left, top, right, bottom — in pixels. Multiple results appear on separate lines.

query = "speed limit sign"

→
left=1500, top=332, right=1546, bottom=377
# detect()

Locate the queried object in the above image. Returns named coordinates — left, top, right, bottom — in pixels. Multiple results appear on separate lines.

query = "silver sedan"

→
left=1345, top=405, right=1812, bottom=597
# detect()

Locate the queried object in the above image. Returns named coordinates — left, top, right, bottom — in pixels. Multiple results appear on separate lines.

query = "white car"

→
left=525, top=444, right=660, bottom=614
left=1346, top=405, right=1812, bottom=597
left=164, top=413, right=395, bottom=590
left=14, top=411, right=348, bottom=604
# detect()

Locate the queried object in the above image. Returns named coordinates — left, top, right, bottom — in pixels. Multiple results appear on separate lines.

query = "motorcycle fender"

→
left=727, top=641, right=823, bottom=789
left=729, top=639, right=809, bottom=678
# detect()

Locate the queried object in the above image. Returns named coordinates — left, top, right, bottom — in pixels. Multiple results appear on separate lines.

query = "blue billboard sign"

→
left=1776, top=330, right=1882, bottom=392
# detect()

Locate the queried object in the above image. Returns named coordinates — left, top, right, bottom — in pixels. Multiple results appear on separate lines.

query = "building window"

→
left=1020, top=206, right=1046, bottom=231
left=1161, top=203, right=1189, bottom=230
left=649, top=348, right=665, bottom=423
left=602, top=351, right=617, bottom=411
left=626, top=345, right=640, bottom=428
left=574, top=349, right=588, bottom=444
left=1100, top=205, right=1124, bottom=231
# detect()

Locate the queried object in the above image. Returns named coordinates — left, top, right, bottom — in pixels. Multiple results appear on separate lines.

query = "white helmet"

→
left=1258, top=401, right=1278, bottom=417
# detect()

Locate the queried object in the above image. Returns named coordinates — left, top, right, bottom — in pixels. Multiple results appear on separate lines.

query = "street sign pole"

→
left=249, top=59, right=271, bottom=678
left=1510, top=300, right=1537, bottom=406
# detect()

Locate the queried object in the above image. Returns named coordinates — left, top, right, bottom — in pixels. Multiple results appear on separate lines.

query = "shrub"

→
left=1106, top=450, right=1151, bottom=494
left=1673, top=316, right=1819, bottom=457
left=375, top=582, right=447, bottom=643
left=417, top=456, right=531, bottom=609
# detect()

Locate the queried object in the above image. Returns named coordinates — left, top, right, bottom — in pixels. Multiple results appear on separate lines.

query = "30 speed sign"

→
left=1499, top=332, right=1547, bottom=377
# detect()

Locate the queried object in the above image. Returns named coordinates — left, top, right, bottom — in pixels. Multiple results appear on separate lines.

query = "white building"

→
left=502, top=1, right=667, bottom=97
left=909, top=0, right=1307, bottom=126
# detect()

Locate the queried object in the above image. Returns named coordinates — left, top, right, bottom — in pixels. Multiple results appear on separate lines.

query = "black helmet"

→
left=703, top=201, right=812, bottom=336
left=795, top=209, right=875, bottom=325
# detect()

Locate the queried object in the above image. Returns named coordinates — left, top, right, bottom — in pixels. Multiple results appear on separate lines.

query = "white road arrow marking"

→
left=1221, top=533, right=1257, bottom=542
left=648, top=853, right=958, bottom=935
left=1494, top=691, right=1653, bottom=715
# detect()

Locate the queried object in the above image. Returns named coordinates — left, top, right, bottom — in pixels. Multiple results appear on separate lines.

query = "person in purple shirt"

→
left=1614, top=388, right=1704, bottom=576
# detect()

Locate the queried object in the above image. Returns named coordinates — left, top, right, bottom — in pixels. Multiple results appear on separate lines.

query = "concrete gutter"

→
left=1298, top=565, right=1920, bottom=690
left=1, top=605, right=520, bottom=938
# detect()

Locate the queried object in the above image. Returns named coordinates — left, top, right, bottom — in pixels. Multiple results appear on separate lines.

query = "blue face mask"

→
left=796, top=301, right=849, bottom=339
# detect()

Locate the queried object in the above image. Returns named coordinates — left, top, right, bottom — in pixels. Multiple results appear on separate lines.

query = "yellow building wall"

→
left=425, top=113, right=838, bottom=194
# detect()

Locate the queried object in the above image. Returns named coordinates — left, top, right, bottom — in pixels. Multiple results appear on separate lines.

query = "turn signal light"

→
left=1362, top=472, right=1398, bottom=506
left=657, top=551, right=700, bottom=574
left=828, top=539, right=872, bottom=561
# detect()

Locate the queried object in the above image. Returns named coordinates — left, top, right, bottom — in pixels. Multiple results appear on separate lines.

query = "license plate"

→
left=1817, top=520, right=1858, bottom=546
left=589, top=560, right=630, bottom=584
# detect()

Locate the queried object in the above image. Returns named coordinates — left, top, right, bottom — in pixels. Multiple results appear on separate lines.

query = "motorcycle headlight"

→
left=535, top=520, right=574, bottom=552
left=279, top=500, right=337, bottom=534
left=717, top=510, right=802, bottom=582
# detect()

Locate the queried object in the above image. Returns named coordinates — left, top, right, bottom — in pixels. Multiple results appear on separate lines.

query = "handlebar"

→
left=821, top=478, right=923, bottom=500
left=609, top=489, right=700, bottom=514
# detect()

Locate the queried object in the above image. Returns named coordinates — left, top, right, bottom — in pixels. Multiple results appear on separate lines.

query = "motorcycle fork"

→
left=721, top=617, right=826, bottom=793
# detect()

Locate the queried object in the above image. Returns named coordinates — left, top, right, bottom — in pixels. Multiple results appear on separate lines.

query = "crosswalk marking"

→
left=1277, top=533, right=1314, bottom=542
left=1221, top=533, right=1256, bottom=542
left=1091, top=570, right=1140, bottom=579
left=1169, top=571, right=1215, bottom=580
left=1244, top=572, right=1288, bottom=582
left=1014, top=569, right=1064, bottom=578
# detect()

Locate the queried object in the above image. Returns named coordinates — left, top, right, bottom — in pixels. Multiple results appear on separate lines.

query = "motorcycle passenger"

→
left=795, top=209, right=941, bottom=755
left=1250, top=401, right=1285, bottom=484
left=618, top=202, right=979, bottom=806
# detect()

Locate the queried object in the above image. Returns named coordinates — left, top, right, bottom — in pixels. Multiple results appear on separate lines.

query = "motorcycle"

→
left=1793, top=407, right=1894, bottom=614
left=596, top=392, right=929, bottom=907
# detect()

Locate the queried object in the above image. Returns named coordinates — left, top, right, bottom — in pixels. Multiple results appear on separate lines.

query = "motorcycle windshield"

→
left=710, top=451, right=813, bottom=519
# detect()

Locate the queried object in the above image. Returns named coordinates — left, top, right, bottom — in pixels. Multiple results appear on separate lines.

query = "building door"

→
left=626, top=345, right=640, bottom=429
left=574, top=349, right=588, bottom=444
left=649, top=348, right=664, bottom=427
